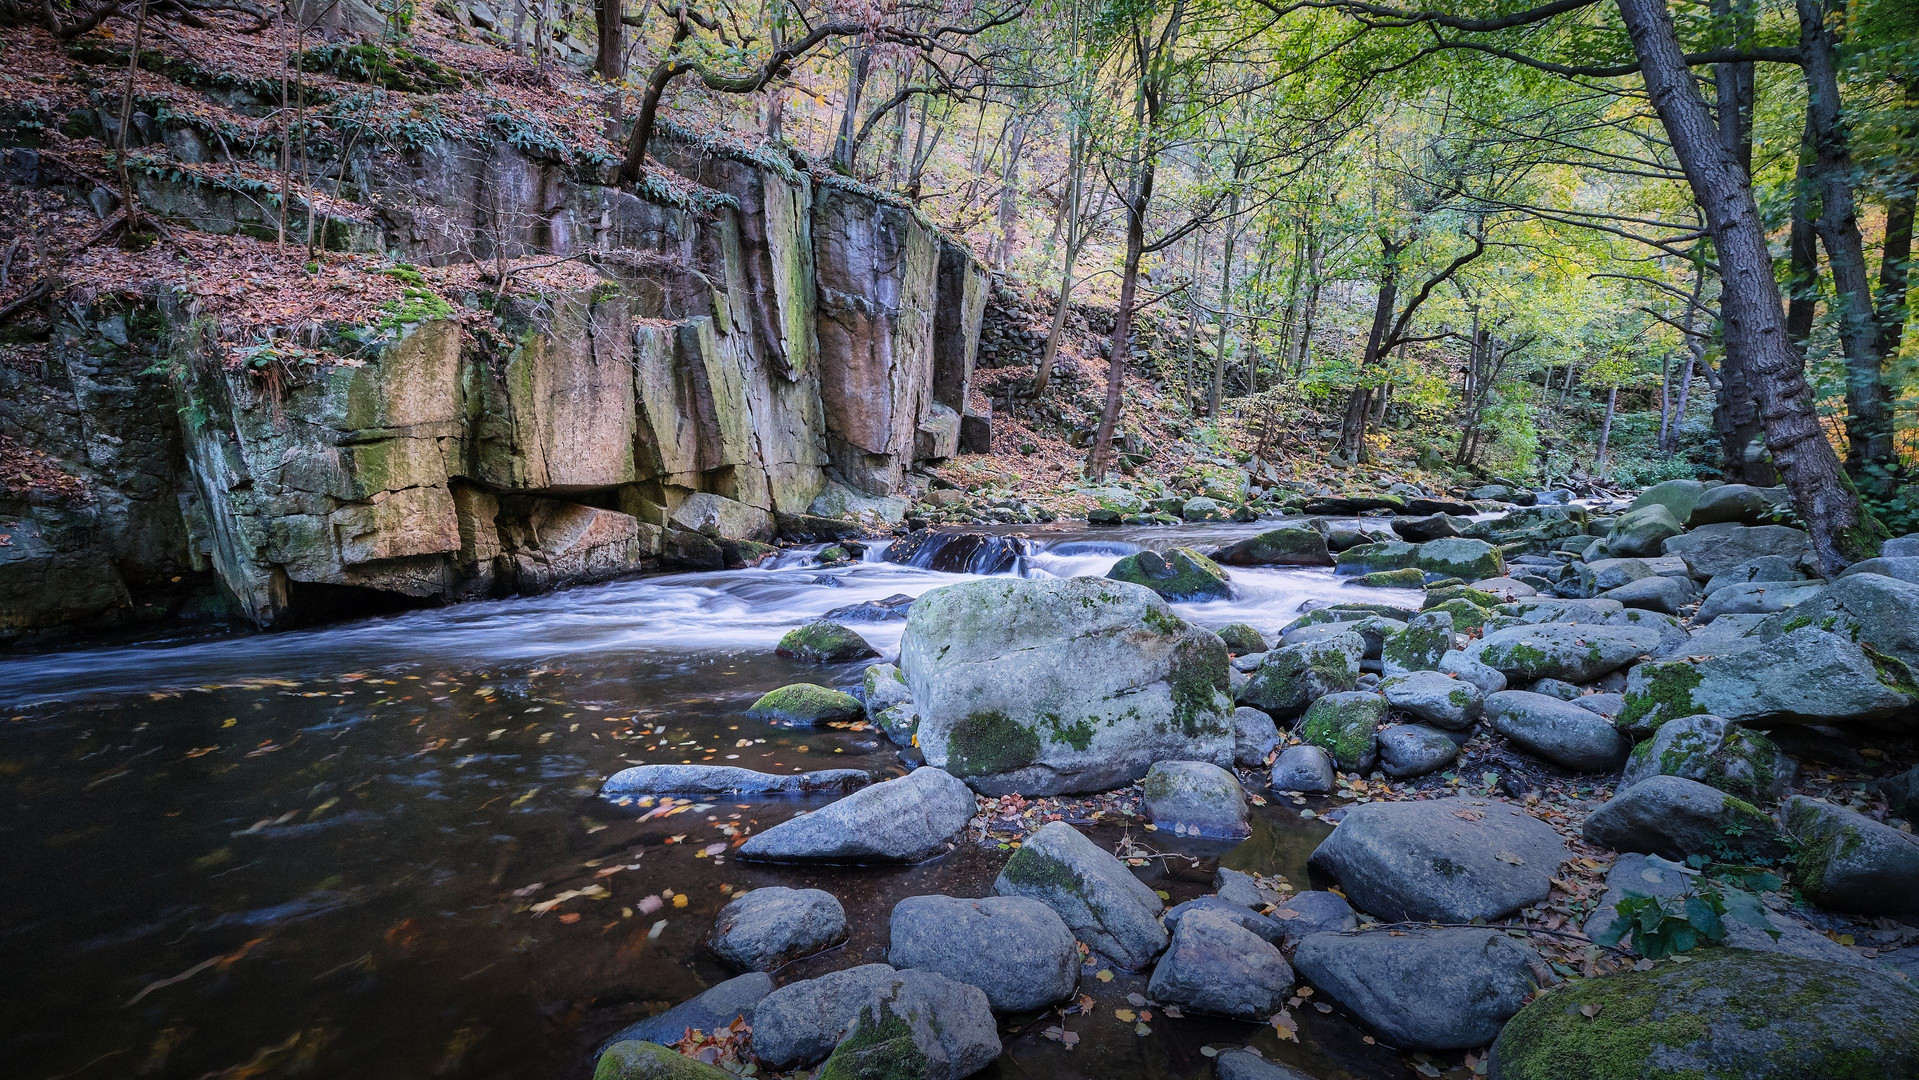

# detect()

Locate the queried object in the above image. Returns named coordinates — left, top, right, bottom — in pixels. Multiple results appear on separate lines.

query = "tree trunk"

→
left=1616, top=0, right=1882, bottom=570
left=1879, top=188, right=1914, bottom=364
left=1089, top=166, right=1150, bottom=480
left=1338, top=237, right=1402, bottom=462
left=1799, top=0, right=1895, bottom=472
left=1657, top=351, right=1673, bottom=450
left=1208, top=188, right=1241, bottom=418
left=832, top=48, right=870, bottom=173
left=1031, top=129, right=1087, bottom=400
left=995, top=114, right=1028, bottom=268
left=595, top=0, right=623, bottom=79
left=1596, top=385, right=1619, bottom=470
left=1296, top=229, right=1323, bottom=373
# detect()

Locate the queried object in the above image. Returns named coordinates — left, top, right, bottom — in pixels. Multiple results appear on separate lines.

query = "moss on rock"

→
left=946, top=709, right=1043, bottom=777
left=776, top=620, right=880, bottom=663
left=748, top=683, right=865, bottom=726
left=594, top=1041, right=734, bottom=1080
left=1106, top=547, right=1232, bottom=601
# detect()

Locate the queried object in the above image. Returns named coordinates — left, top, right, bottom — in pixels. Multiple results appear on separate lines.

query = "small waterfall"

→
left=881, top=529, right=1035, bottom=575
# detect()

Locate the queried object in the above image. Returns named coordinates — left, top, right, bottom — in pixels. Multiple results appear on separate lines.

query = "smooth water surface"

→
left=0, top=523, right=1436, bottom=1080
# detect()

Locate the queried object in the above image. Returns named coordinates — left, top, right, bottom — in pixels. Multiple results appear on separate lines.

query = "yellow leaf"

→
left=1114, top=1009, right=1136, bottom=1022
left=1095, top=970, right=1114, bottom=983
left=672, top=894, right=689, bottom=908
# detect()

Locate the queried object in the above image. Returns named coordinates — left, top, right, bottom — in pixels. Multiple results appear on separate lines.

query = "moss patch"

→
left=946, top=709, right=1042, bottom=777
left=1618, top=662, right=1705, bottom=733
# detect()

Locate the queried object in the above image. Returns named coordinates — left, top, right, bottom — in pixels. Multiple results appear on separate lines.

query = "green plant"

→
left=1593, top=874, right=1778, bottom=960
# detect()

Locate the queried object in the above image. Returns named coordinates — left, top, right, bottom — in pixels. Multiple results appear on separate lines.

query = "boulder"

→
left=1182, top=496, right=1228, bottom=522
left=1695, top=580, right=1826, bottom=622
left=886, top=894, right=1078, bottom=1012
left=993, top=820, right=1167, bottom=969
left=1754, top=571, right=1919, bottom=672
left=1703, top=554, right=1806, bottom=596
left=1628, top=479, right=1706, bottom=522
left=817, top=969, right=1000, bottom=1080
left=1163, top=895, right=1287, bottom=946
left=1213, top=1050, right=1320, bottom=1080
left=1687, top=483, right=1787, bottom=526
left=1142, top=760, right=1252, bottom=838
left=1215, top=528, right=1334, bottom=567
left=602, top=972, right=773, bottom=1048
left=1375, top=724, right=1461, bottom=779
left=777, top=620, right=880, bottom=663
left=1266, top=889, right=1358, bottom=942
left=1307, top=796, right=1569, bottom=922
left=1617, top=627, right=1918, bottom=730
left=1282, top=616, right=1403, bottom=659
left=1424, top=596, right=1491, bottom=633
left=1837, top=556, right=1919, bottom=587
left=1527, top=678, right=1583, bottom=701
left=1887, top=534, right=1919, bottom=557
left=1106, top=547, right=1233, bottom=602
left=1581, top=775, right=1786, bottom=863
left=1380, top=610, right=1454, bottom=675
left=739, top=767, right=977, bottom=863
left=862, top=663, right=912, bottom=715
left=1663, top=522, right=1812, bottom=579
left=1335, top=540, right=1419, bottom=576
left=1380, top=669, right=1482, bottom=730
left=1784, top=796, right=1919, bottom=915
left=1233, top=707, right=1282, bottom=767
left=1212, top=866, right=1275, bottom=908
left=1416, top=537, right=1506, bottom=581
left=1484, top=691, right=1631, bottom=771
left=1145, top=909, right=1294, bottom=1020
left=1239, top=632, right=1364, bottom=718
left=1600, top=574, right=1697, bottom=615
left=1581, top=854, right=1865, bottom=965
left=748, top=683, right=867, bottom=727
left=1439, top=650, right=1507, bottom=694
left=708, top=887, right=848, bottom=972
left=1214, top=622, right=1269, bottom=654
left=900, top=577, right=1235, bottom=794
left=1574, top=692, right=1625, bottom=719
left=1352, top=567, right=1426, bottom=588
left=1604, top=504, right=1684, bottom=558
left=1473, top=623, right=1662, bottom=683
left=1574, top=557, right=1657, bottom=594
left=1269, top=745, right=1336, bottom=793
left=593, top=1041, right=734, bottom=1080
left=749, top=964, right=901, bottom=1069
left=1293, top=928, right=1539, bottom=1051
left=604, top=765, right=871, bottom=797
left=1488, top=949, right=1919, bottom=1080
left=1677, top=613, right=1771, bottom=661
left=1620, top=715, right=1794, bottom=803
left=1295, top=691, right=1387, bottom=773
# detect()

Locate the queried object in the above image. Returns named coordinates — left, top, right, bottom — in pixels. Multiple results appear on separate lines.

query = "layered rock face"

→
left=2, top=132, right=987, bottom=635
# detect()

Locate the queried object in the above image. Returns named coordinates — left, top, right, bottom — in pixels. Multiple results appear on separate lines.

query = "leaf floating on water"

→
left=637, top=895, right=664, bottom=915
left=1200, top=1046, right=1218, bottom=1058
left=1270, top=1010, right=1299, bottom=1042
left=1114, top=1008, right=1136, bottom=1022
left=1125, top=993, right=1146, bottom=1007
left=1413, top=1063, right=1442, bottom=1078
left=672, top=894, right=689, bottom=908
left=1133, top=1023, right=1151, bottom=1036
left=1094, top=969, right=1114, bottom=983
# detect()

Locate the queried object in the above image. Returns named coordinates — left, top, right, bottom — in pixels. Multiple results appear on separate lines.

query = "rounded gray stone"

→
left=708, top=886, right=848, bottom=972
left=886, top=894, right=1078, bottom=1012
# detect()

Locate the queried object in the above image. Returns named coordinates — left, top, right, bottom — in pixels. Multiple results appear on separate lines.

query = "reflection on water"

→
left=0, top=524, right=1429, bottom=1080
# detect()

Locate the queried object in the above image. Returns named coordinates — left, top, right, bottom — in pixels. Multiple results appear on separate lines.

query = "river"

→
left=0, top=522, right=1445, bottom=1080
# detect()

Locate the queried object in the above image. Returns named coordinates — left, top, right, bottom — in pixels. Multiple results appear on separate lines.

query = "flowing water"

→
left=0, top=522, right=1442, bottom=1080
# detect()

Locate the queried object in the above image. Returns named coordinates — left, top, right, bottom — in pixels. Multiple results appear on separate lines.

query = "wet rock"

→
left=1392, top=513, right=1473, bottom=542
left=886, top=894, right=1078, bottom=1012
left=1600, top=574, right=1697, bottom=615
left=1603, top=504, right=1685, bottom=559
left=1239, top=632, right=1364, bottom=719
left=1837, top=555, right=1919, bottom=587
left=1381, top=610, right=1454, bottom=675
left=883, top=530, right=1029, bottom=575
left=1215, top=527, right=1334, bottom=567
left=1582, top=775, right=1786, bottom=863
left=1335, top=540, right=1419, bottom=577
left=1663, top=522, right=1812, bottom=579
left=748, top=683, right=866, bottom=727
left=1581, top=854, right=1864, bottom=965
left=1307, top=796, right=1569, bottom=922
left=1380, top=669, right=1483, bottom=729
left=1416, top=538, right=1505, bottom=581
left=749, top=964, right=901, bottom=1069
left=825, top=593, right=918, bottom=622
left=1269, top=745, right=1336, bottom=793
left=1163, top=895, right=1286, bottom=946
left=739, top=767, right=977, bottom=863
left=1484, top=691, right=1630, bottom=771
left=602, top=972, right=773, bottom=1048
left=1213, top=1049, right=1319, bottom=1080
left=708, top=887, right=848, bottom=972
left=993, top=820, right=1168, bottom=969
left=1213, top=623, right=1267, bottom=656
left=1146, top=909, right=1294, bottom=1020
left=1628, top=479, right=1706, bottom=522
left=777, top=620, right=880, bottom=663
left=1293, top=928, right=1539, bottom=1051
left=817, top=969, right=1000, bottom=1080
left=1142, top=760, right=1252, bottom=838
left=1489, top=949, right=1919, bottom=1080
left=1784, top=796, right=1919, bottom=915
left=1295, top=691, right=1386, bottom=773
left=1266, top=890, right=1357, bottom=943
left=1352, top=567, right=1426, bottom=588
left=1695, top=579, right=1825, bottom=621
left=1618, top=627, right=1918, bottom=729
left=1754, top=571, right=1919, bottom=672
left=1233, top=707, right=1282, bottom=767
left=1620, top=715, right=1794, bottom=803
left=1687, top=482, right=1787, bottom=526
left=603, top=765, right=871, bottom=797
left=901, top=577, right=1234, bottom=795
left=1213, top=866, right=1275, bottom=908
left=593, top=1040, right=734, bottom=1080
left=1473, top=623, right=1663, bottom=683
left=1375, top=724, right=1460, bottom=779
left=1106, top=547, right=1233, bottom=601
left=1702, top=554, right=1807, bottom=596
left=1439, top=650, right=1507, bottom=694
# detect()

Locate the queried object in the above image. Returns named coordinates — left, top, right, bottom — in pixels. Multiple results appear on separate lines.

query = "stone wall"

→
left=1, top=132, right=988, bottom=638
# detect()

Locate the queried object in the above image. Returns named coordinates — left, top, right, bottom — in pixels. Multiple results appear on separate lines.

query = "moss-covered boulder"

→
left=1425, top=583, right=1503, bottom=609
left=1213, top=621, right=1268, bottom=655
left=1754, top=572, right=1919, bottom=673
left=1604, top=503, right=1685, bottom=559
left=1474, top=623, right=1663, bottom=683
left=1296, top=691, right=1387, bottom=773
left=1783, top=796, right=1919, bottom=915
left=1582, top=775, right=1787, bottom=863
left=777, top=620, right=880, bottom=663
left=1106, top=547, right=1232, bottom=602
left=817, top=969, right=1001, bottom=1080
left=1621, top=715, right=1795, bottom=803
left=994, top=819, right=1168, bottom=968
left=1627, top=478, right=1707, bottom=523
left=1239, top=632, right=1364, bottom=718
left=1416, top=538, right=1506, bottom=581
left=1141, top=760, right=1251, bottom=838
left=748, top=683, right=865, bottom=726
left=1336, top=540, right=1420, bottom=576
left=1382, top=610, right=1454, bottom=675
left=1352, top=567, right=1427, bottom=588
left=1488, top=948, right=1919, bottom=1080
left=594, top=1040, right=734, bottom=1080
left=900, top=577, right=1234, bottom=795
left=1424, top=596, right=1491, bottom=633
left=1618, top=627, right=1918, bottom=730
left=1215, top=527, right=1334, bottom=567
left=1286, top=602, right=1420, bottom=628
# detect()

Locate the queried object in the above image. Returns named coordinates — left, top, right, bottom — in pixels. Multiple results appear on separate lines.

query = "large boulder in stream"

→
left=1473, top=623, right=1663, bottom=684
left=1238, top=632, right=1364, bottom=718
left=1783, top=796, right=1919, bottom=915
left=1308, top=796, right=1569, bottom=922
left=993, top=820, right=1168, bottom=969
left=750, top=964, right=902, bottom=1069
left=738, top=767, right=977, bottom=863
left=1489, top=948, right=1919, bottom=1080
left=1215, top=527, right=1334, bottom=567
left=748, top=683, right=866, bottom=727
left=1293, top=927, right=1539, bottom=1051
left=883, top=530, right=1029, bottom=574
left=886, top=894, right=1079, bottom=1012
left=900, top=577, right=1234, bottom=795
left=776, top=620, right=880, bottom=663
left=1106, top=547, right=1233, bottom=601
left=707, top=886, right=848, bottom=971
left=1618, top=626, right=1919, bottom=729
left=603, top=765, right=870, bottom=797
left=816, top=969, right=1000, bottom=1080
left=1146, top=908, right=1294, bottom=1020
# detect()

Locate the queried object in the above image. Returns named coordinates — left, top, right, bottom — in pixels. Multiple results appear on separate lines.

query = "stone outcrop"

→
left=2, top=131, right=988, bottom=634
